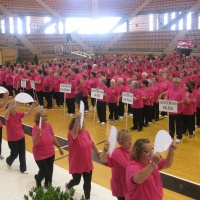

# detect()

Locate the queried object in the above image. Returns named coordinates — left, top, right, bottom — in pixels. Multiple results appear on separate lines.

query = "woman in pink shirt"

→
left=4, top=100, right=36, bottom=173
left=32, top=110, right=63, bottom=187
left=107, top=79, right=119, bottom=122
left=5, top=67, right=13, bottom=97
left=100, top=129, right=132, bottom=200
left=66, top=112, right=100, bottom=200
left=182, top=83, right=195, bottom=137
left=126, top=138, right=176, bottom=200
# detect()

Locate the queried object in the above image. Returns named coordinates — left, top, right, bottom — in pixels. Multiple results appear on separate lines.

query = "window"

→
left=1, top=20, right=5, bottom=33
left=9, top=17, right=14, bottom=34
left=17, top=18, right=22, bottom=34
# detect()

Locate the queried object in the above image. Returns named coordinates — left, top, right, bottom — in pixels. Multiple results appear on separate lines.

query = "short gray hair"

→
left=131, top=81, right=138, bottom=89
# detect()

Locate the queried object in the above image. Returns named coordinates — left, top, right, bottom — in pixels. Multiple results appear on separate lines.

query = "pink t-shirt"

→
left=131, top=89, right=143, bottom=109
left=107, top=86, right=119, bottom=103
left=74, top=74, right=83, bottom=94
left=6, top=112, right=25, bottom=141
left=165, top=86, right=186, bottom=114
left=32, top=123, right=55, bottom=161
left=34, top=75, right=43, bottom=91
left=106, top=147, right=130, bottom=197
left=183, top=93, right=194, bottom=115
left=13, top=74, right=20, bottom=89
left=126, top=159, right=166, bottom=200
left=68, top=129, right=94, bottom=174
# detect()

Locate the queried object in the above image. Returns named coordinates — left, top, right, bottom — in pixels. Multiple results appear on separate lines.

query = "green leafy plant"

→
left=34, top=54, right=39, bottom=65
left=4, top=61, right=11, bottom=66
left=16, top=56, right=23, bottom=64
left=24, top=185, right=85, bottom=200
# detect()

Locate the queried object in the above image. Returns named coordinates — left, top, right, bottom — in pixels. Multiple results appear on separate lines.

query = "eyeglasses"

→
left=142, top=148, right=154, bottom=154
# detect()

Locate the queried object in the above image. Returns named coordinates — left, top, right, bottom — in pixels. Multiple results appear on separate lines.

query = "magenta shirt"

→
left=35, top=75, right=43, bottom=91
left=126, top=159, right=166, bottom=200
left=5, top=72, right=13, bottom=86
left=196, top=88, right=200, bottom=108
left=107, top=86, right=119, bottom=103
left=43, top=76, right=53, bottom=92
left=13, top=74, right=20, bottom=89
left=183, top=93, right=194, bottom=115
left=165, top=87, right=186, bottom=114
left=68, top=129, right=94, bottom=174
left=106, top=147, right=130, bottom=197
left=131, top=89, right=143, bottom=109
left=74, top=74, right=83, bottom=94
left=6, top=112, right=25, bottom=141
left=32, top=123, right=55, bottom=161
left=64, top=79, right=75, bottom=99
left=96, top=83, right=108, bottom=102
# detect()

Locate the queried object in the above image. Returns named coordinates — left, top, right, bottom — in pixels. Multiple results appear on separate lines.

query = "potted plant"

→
left=24, top=185, right=85, bottom=200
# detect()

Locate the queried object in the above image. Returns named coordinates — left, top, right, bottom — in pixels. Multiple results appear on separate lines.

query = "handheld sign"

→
left=30, top=80, right=35, bottom=90
left=108, top=126, right=118, bottom=156
left=60, top=84, right=71, bottom=93
left=159, top=99, right=178, bottom=113
left=79, top=101, right=85, bottom=129
left=21, top=80, right=26, bottom=88
left=39, top=117, right=42, bottom=129
left=154, top=130, right=173, bottom=153
left=91, top=88, right=104, bottom=100
left=122, top=92, right=133, bottom=104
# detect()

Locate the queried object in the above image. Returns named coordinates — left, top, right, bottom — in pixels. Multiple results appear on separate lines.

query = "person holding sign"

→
left=130, top=81, right=144, bottom=132
left=126, top=138, right=177, bottom=200
left=4, top=100, right=37, bottom=173
left=66, top=112, right=100, bottom=200
left=100, top=129, right=132, bottom=200
left=107, top=79, right=119, bottom=122
left=96, top=77, right=108, bottom=124
left=32, top=110, right=64, bottom=187
left=165, top=77, right=186, bottom=143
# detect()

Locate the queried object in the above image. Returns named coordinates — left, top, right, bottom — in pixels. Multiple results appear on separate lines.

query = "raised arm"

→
left=71, top=112, right=81, bottom=140
left=24, top=101, right=37, bottom=118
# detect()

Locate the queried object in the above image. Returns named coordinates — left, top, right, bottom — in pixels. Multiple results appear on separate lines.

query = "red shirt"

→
left=68, top=129, right=94, bottom=174
left=6, top=112, right=25, bottom=141
left=32, top=123, right=55, bottom=161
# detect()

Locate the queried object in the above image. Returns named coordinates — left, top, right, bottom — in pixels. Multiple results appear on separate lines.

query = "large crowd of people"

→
left=0, top=51, right=199, bottom=199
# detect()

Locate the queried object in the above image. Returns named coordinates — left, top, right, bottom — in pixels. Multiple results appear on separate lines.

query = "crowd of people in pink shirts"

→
left=0, top=51, right=198, bottom=199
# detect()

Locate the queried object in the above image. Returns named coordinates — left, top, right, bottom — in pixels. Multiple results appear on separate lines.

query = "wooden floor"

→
left=1, top=100, right=199, bottom=200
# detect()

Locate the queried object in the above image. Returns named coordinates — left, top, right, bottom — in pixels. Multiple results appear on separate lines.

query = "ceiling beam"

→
left=109, top=0, right=152, bottom=32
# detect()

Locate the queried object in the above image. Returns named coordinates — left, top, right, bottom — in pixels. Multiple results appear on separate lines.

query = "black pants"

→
left=152, top=102, right=159, bottom=120
left=82, top=96, right=89, bottom=111
left=132, top=108, right=143, bottom=129
left=54, top=91, right=62, bottom=106
left=118, top=101, right=124, bottom=117
left=66, top=98, right=75, bottom=114
left=35, top=154, right=55, bottom=187
left=90, top=96, right=96, bottom=107
left=6, top=137, right=26, bottom=172
left=0, top=127, right=2, bottom=155
left=108, top=103, right=118, bottom=120
left=14, top=88, right=20, bottom=96
left=117, top=197, right=125, bottom=200
left=36, top=91, right=44, bottom=106
left=196, top=107, right=200, bottom=126
left=44, top=91, right=52, bottom=108
left=169, top=113, right=183, bottom=139
left=97, top=101, right=106, bottom=123
left=6, top=85, right=13, bottom=96
left=143, top=105, right=151, bottom=125
left=68, top=170, right=92, bottom=199
left=183, top=114, right=193, bottom=135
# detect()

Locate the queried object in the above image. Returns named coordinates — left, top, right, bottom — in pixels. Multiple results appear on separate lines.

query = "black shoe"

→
left=138, top=127, right=143, bottom=132
left=155, top=119, right=159, bottom=122
left=130, top=127, right=138, bottom=131
left=143, top=124, right=148, bottom=127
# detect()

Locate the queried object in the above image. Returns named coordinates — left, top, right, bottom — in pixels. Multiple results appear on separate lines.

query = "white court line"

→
left=0, top=140, right=115, bottom=200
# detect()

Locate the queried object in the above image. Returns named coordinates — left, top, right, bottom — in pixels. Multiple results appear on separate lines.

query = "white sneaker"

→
left=0, top=155, right=4, bottom=160
left=175, top=139, right=181, bottom=143
left=114, top=120, right=118, bottom=123
left=96, top=121, right=100, bottom=123
left=119, top=116, right=123, bottom=119
left=54, top=105, right=58, bottom=107
left=85, top=110, right=88, bottom=113
left=40, top=105, right=44, bottom=109
left=66, top=113, right=70, bottom=115
left=101, top=122, right=106, bottom=125
left=69, top=113, right=74, bottom=116
left=129, top=114, right=133, bottom=117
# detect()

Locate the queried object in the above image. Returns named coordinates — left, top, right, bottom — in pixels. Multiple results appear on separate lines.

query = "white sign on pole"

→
left=60, top=84, right=71, bottom=93
left=159, top=99, right=178, bottom=113
left=30, top=80, right=35, bottom=90
left=21, top=80, right=26, bottom=88
left=122, top=92, right=133, bottom=104
left=91, top=88, right=104, bottom=100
